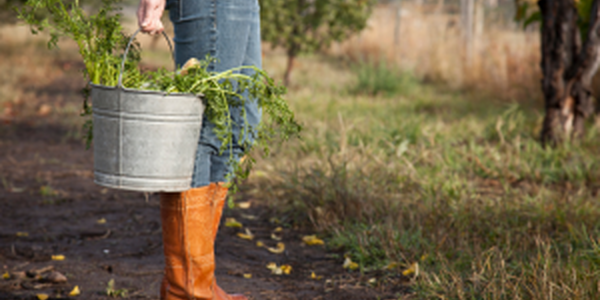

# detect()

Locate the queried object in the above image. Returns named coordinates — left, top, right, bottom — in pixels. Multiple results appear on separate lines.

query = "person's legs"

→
left=160, top=0, right=261, bottom=299
left=209, top=1, right=262, bottom=182
left=160, top=185, right=216, bottom=300
left=168, top=0, right=262, bottom=187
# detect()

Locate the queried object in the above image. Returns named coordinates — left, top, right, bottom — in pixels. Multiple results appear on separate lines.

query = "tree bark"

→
left=539, top=0, right=600, bottom=146
left=284, top=50, right=297, bottom=87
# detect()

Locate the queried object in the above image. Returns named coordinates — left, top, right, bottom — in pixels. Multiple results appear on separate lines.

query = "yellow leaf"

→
left=302, top=235, right=324, bottom=246
left=237, top=228, right=254, bottom=240
left=243, top=273, right=252, bottom=279
left=16, top=232, right=28, bottom=237
left=310, top=272, right=323, bottom=280
left=51, top=255, right=65, bottom=261
left=266, top=242, right=285, bottom=254
left=343, top=257, right=359, bottom=270
left=270, top=233, right=282, bottom=241
left=69, top=285, right=81, bottom=296
left=225, top=218, right=243, bottom=228
left=37, top=294, right=49, bottom=300
left=384, top=262, right=398, bottom=270
left=274, top=227, right=283, bottom=233
left=256, top=241, right=264, bottom=247
left=281, top=264, right=292, bottom=275
left=97, top=218, right=107, bottom=224
left=265, top=262, right=291, bottom=275
left=266, top=262, right=282, bottom=275
left=402, top=262, right=419, bottom=277
left=2, top=272, right=9, bottom=280
left=236, top=201, right=251, bottom=209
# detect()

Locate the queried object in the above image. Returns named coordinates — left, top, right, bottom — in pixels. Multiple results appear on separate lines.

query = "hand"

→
left=137, top=0, right=166, bottom=34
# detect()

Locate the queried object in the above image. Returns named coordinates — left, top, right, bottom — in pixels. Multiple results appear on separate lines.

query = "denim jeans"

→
left=166, top=0, right=262, bottom=188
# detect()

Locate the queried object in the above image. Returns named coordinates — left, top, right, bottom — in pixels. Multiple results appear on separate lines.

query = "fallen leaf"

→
left=281, top=264, right=292, bottom=275
left=240, top=213, right=257, bottom=220
left=274, top=227, right=283, bottom=233
left=44, top=271, right=67, bottom=283
left=343, top=257, right=359, bottom=270
left=97, top=218, right=107, bottom=224
left=243, top=273, right=252, bottom=279
left=310, top=272, right=323, bottom=280
left=225, top=218, right=243, bottom=228
left=256, top=241, right=264, bottom=247
left=266, top=242, right=285, bottom=254
left=266, top=262, right=291, bottom=275
left=237, top=228, right=254, bottom=241
left=302, top=235, right=325, bottom=246
left=69, top=285, right=81, bottom=296
left=2, top=272, right=9, bottom=280
left=402, top=262, right=419, bottom=277
left=16, top=232, right=29, bottom=237
left=384, top=262, right=398, bottom=270
left=51, top=255, right=65, bottom=261
left=368, top=278, right=377, bottom=285
left=266, top=262, right=280, bottom=275
left=36, top=294, right=49, bottom=300
left=270, top=233, right=282, bottom=241
left=236, top=201, right=251, bottom=209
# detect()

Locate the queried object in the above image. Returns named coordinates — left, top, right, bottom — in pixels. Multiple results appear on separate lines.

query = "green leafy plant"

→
left=259, top=0, right=377, bottom=85
left=18, top=0, right=302, bottom=186
left=106, top=279, right=128, bottom=298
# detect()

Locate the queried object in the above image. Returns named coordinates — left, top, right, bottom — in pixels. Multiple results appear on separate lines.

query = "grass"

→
left=251, top=52, right=600, bottom=299
left=350, top=59, right=420, bottom=96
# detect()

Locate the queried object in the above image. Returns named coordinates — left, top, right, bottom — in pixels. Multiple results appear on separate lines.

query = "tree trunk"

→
left=539, top=0, right=600, bottom=146
left=284, top=51, right=296, bottom=87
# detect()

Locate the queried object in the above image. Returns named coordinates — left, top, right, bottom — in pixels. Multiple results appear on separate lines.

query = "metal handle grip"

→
left=118, top=29, right=175, bottom=88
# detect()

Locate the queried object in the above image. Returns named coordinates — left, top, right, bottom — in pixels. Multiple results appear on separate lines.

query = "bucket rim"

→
left=90, top=82, right=204, bottom=99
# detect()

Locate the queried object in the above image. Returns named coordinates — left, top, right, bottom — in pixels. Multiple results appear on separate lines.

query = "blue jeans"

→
left=166, top=0, right=262, bottom=188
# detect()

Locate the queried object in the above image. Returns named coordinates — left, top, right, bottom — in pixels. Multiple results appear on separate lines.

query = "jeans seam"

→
left=208, top=0, right=217, bottom=72
left=178, top=0, right=182, bottom=22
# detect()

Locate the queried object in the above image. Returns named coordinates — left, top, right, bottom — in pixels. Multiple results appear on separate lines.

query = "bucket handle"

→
left=118, top=28, right=175, bottom=89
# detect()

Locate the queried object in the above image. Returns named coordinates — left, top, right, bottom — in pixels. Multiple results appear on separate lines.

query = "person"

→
left=137, top=0, right=262, bottom=299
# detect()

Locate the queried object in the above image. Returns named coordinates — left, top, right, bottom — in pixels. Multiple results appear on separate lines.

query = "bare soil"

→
left=0, top=49, right=406, bottom=299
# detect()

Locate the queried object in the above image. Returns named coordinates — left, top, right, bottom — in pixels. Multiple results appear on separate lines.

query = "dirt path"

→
left=0, top=58, right=400, bottom=300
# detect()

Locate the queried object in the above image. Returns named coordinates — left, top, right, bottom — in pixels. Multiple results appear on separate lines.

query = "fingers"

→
left=137, top=0, right=166, bottom=34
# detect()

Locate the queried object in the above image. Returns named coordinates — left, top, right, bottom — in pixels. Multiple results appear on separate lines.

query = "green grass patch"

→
left=250, top=54, right=600, bottom=299
left=350, top=59, right=420, bottom=97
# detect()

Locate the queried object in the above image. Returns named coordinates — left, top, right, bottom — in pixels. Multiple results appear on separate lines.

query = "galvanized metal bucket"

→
left=91, top=30, right=204, bottom=192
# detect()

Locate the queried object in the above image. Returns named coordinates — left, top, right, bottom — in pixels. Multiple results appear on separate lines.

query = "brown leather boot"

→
left=211, top=183, right=248, bottom=300
left=160, top=185, right=218, bottom=300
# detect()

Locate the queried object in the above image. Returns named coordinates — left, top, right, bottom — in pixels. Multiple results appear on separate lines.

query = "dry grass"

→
left=329, top=3, right=542, bottom=101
